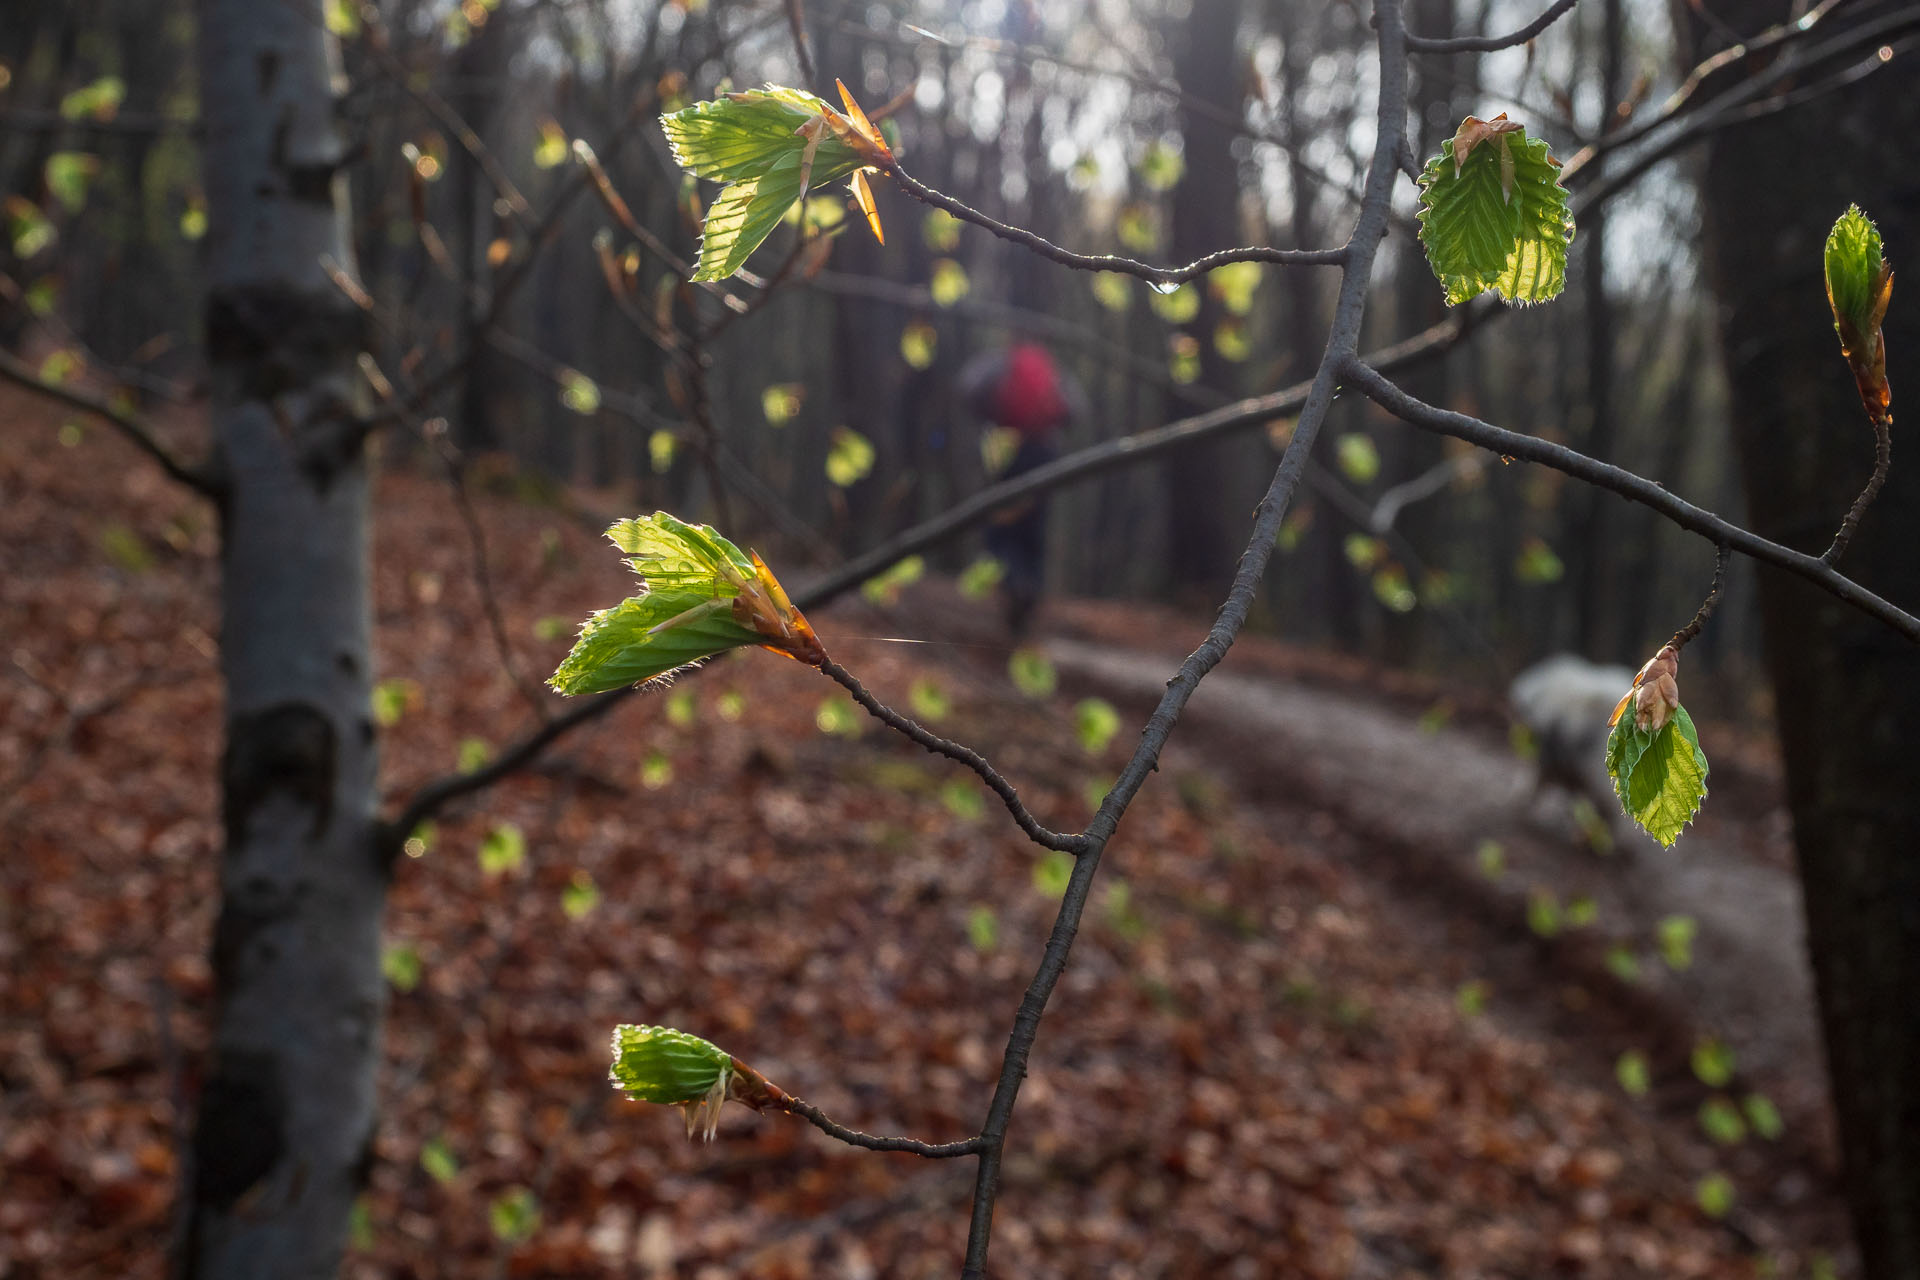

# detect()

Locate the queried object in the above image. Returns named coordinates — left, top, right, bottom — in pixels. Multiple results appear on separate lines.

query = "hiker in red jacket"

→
left=957, top=343, right=1083, bottom=636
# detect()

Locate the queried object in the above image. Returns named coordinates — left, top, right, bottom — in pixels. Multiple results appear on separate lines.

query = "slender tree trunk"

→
left=1570, top=0, right=1623, bottom=657
left=1162, top=0, right=1247, bottom=603
left=1692, top=8, right=1920, bottom=1276
left=185, top=2, right=382, bottom=1276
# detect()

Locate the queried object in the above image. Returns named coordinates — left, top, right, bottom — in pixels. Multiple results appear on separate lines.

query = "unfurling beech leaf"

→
left=609, top=1024, right=737, bottom=1141
left=660, top=82, right=894, bottom=281
left=549, top=512, right=824, bottom=696
left=1416, top=114, right=1573, bottom=305
left=1823, top=204, right=1894, bottom=424
left=1605, top=703, right=1708, bottom=848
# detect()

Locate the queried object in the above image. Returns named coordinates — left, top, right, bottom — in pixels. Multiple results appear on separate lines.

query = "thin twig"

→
left=887, top=165, right=1347, bottom=286
left=0, top=348, right=218, bottom=498
left=1823, top=415, right=1893, bottom=567
left=1670, top=542, right=1730, bottom=652
left=959, top=3, right=1412, bottom=1272
left=1341, top=357, right=1920, bottom=642
left=1405, top=0, right=1579, bottom=52
left=785, top=0, right=819, bottom=90
left=818, top=660, right=1088, bottom=855
left=777, top=1094, right=983, bottom=1158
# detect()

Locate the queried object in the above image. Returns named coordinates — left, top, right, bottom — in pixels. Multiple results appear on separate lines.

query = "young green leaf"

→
left=489, top=1187, right=540, bottom=1243
left=966, top=904, right=999, bottom=952
left=419, top=1135, right=460, bottom=1184
left=561, top=869, right=601, bottom=920
left=1074, top=698, right=1121, bottom=755
left=825, top=427, right=875, bottom=486
left=1657, top=913, right=1697, bottom=969
left=1615, top=1049, right=1651, bottom=1098
left=382, top=943, right=422, bottom=992
left=1696, top=1171, right=1736, bottom=1219
left=940, top=778, right=986, bottom=820
left=1606, top=704, right=1709, bottom=847
left=1743, top=1092, right=1785, bottom=1141
left=1691, top=1037, right=1736, bottom=1088
left=908, top=678, right=951, bottom=722
left=959, top=557, right=1005, bottom=599
left=1698, top=1096, right=1747, bottom=1145
left=550, top=513, right=823, bottom=695
left=478, top=824, right=526, bottom=877
left=660, top=84, right=893, bottom=281
left=861, top=554, right=924, bottom=605
left=1033, top=849, right=1074, bottom=898
left=1416, top=114, right=1573, bottom=306
left=610, top=1024, right=740, bottom=1141
left=1008, top=647, right=1057, bottom=699
left=1824, top=204, right=1894, bottom=423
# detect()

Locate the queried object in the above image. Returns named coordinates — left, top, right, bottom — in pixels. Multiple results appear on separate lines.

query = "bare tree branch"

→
left=887, top=165, right=1348, bottom=286
left=819, top=660, right=1088, bottom=855
left=0, top=348, right=219, bottom=499
left=1405, top=0, right=1579, bottom=53
left=1341, top=357, right=1920, bottom=642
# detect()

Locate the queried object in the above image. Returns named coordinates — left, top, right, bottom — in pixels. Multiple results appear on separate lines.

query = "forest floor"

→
left=0, top=386, right=1855, bottom=1279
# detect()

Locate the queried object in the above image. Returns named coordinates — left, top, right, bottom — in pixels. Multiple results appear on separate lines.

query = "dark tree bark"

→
left=1162, top=0, right=1249, bottom=603
left=185, top=2, right=382, bottom=1275
left=1692, top=7, right=1920, bottom=1275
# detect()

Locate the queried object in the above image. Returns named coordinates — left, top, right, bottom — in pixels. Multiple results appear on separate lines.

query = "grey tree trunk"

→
left=186, top=2, right=382, bottom=1276
left=1692, top=6, right=1920, bottom=1275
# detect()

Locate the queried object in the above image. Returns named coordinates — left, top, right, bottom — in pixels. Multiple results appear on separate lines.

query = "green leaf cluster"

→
left=661, top=87, right=873, bottom=281
left=548, top=514, right=765, bottom=696
left=1416, top=121, right=1573, bottom=306
left=1605, top=705, right=1709, bottom=848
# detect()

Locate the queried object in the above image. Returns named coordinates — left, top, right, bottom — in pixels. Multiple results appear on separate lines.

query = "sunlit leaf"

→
left=1213, top=319, right=1251, bottom=363
left=1513, top=536, right=1564, bottom=584
left=1565, top=895, right=1597, bottom=928
left=761, top=382, right=804, bottom=425
left=1526, top=887, right=1562, bottom=937
left=1699, top=1096, right=1746, bottom=1145
left=959, top=557, right=1004, bottom=598
left=1343, top=533, right=1385, bottom=570
left=419, top=1135, right=459, bottom=1183
left=1606, top=704, right=1708, bottom=847
left=478, top=823, right=526, bottom=877
left=1743, top=1092, right=1785, bottom=1141
left=1208, top=261, right=1261, bottom=316
left=1075, top=698, right=1121, bottom=754
left=1009, top=647, right=1056, bottom=699
left=908, top=678, right=950, bottom=721
left=640, top=752, right=673, bottom=789
left=97, top=522, right=150, bottom=573
left=610, top=1024, right=732, bottom=1103
left=1824, top=204, right=1894, bottom=424
left=649, top=429, right=676, bottom=473
left=558, top=369, right=601, bottom=415
left=1371, top=565, right=1416, bottom=613
left=1416, top=114, right=1573, bottom=305
left=1615, top=1049, right=1650, bottom=1097
left=665, top=687, right=697, bottom=727
left=489, top=1187, right=540, bottom=1243
left=940, top=778, right=985, bottom=820
left=1116, top=202, right=1158, bottom=252
left=930, top=258, right=970, bottom=306
left=1138, top=139, right=1184, bottom=191
left=980, top=426, right=1020, bottom=475
left=1455, top=979, right=1489, bottom=1016
left=457, top=737, right=492, bottom=772
left=1033, top=849, right=1073, bottom=898
left=59, top=78, right=125, bottom=123
left=1169, top=333, right=1200, bottom=383
left=324, top=0, right=362, bottom=37
left=45, top=155, right=99, bottom=214
left=1149, top=282, right=1199, bottom=324
left=1604, top=944, right=1641, bottom=983
left=1656, top=914, right=1697, bottom=970
left=966, top=905, right=999, bottom=952
left=562, top=869, right=601, bottom=920
left=1475, top=839, right=1505, bottom=879
left=922, top=208, right=962, bottom=251
left=533, top=118, right=569, bottom=169
left=825, top=426, right=875, bottom=486
left=1696, top=1172, right=1735, bottom=1218
left=900, top=320, right=937, bottom=369
left=1091, top=272, right=1131, bottom=313
left=1691, top=1037, right=1735, bottom=1088
left=815, top=695, right=861, bottom=736
left=1334, top=433, right=1380, bottom=484
left=550, top=513, right=821, bottom=695
left=371, top=678, right=418, bottom=728
left=382, top=943, right=422, bottom=992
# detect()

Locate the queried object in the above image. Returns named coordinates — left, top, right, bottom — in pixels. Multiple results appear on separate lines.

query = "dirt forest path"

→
left=1041, top=634, right=1822, bottom=1090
